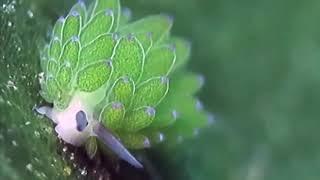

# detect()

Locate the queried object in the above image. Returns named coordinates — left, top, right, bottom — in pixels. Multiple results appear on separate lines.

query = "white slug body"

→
left=52, top=95, right=95, bottom=146
left=36, top=93, right=144, bottom=168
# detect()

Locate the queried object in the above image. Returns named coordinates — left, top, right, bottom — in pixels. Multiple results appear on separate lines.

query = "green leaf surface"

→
left=46, top=60, right=59, bottom=76
left=149, top=72, right=202, bottom=127
left=164, top=98, right=207, bottom=137
left=90, top=0, right=120, bottom=31
left=118, top=133, right=150, bottom=149
left=77, top=60, right=113, bottom=92
left=112, top=35, right=144, bottom=81
left=169, top=71, right=203, bottom=97
left=80, top=10, right=114, bottom=45
left=62, top=11, right=81, bottom=44
left=150, top=106, right=178, bottom=128
left=79, top=34, right=116, bottom=66
left=119, top=7, right=132, bottom=26
left=141, top=45, right=176, bottom=81
left=59, top=37, right=80, bottom=69
left=123, top=106, right=156, bottom=132
left=85, top=137, right=98, bottom=159
left=52, top=17, right=64, bottom=39
left=136, top=32, right=153, bottom=54
left=56, top=65, right=72, bottom=89
left=40, top=45, right=49, bottom=71
left=70, top=1, right=87, bottom=25
left=119, top=15, right=173, bottom=46
left=108, top=76, right=135, bottom=108
left=48, top=37, right=61, bottom=61
left=54, top=91, right=72, bottom=110
left=170, top=37, right=191, bottom=69
left=99, top=102, right=125, bottom=130
left=39, top=83, right=54, bottom=103
left=132, top=77, right=169, bottom=108
left=45, top=77, right=61, bottom=103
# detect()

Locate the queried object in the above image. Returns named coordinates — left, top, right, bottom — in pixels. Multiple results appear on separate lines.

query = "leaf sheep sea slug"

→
left=36, top=0, right=210, bottom=168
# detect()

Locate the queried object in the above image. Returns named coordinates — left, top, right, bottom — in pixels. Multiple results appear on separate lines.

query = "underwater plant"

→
left=36, top=0, right=209, bottom=168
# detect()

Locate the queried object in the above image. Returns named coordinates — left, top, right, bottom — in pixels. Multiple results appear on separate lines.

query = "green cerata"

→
left=36, top=0, right=210, bottom=168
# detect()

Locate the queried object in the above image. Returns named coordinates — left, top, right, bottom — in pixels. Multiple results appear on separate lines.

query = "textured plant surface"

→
left=39, top=0, right=208, bottom=154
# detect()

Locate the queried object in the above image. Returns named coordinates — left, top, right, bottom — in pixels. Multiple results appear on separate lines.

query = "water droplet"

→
left=105, top=9, right=113, bottom=16
left=122, top=7, right=131, bottom=18
left=34, top=157, right=40, bottom=163
left=145, top=106, right=156, bottom=117
left=12, top=140, right=18, bottom=147
left=171, top=110, right=179, bottom=119
left=71, top=10, right=80, bottom=17
left=27, top=10, right=34, bottom=18
left=78, top=0, right=85, bottom=8
left=62, top=146, right=68, bottom=152
left=112, top=33, right=120, bottom=41
left=34, top=131, right=40, bottom=138
left=195, top=99, right=203, bottom=111
left=143, top=137, right=151, bottom=148
left=26, top=163, right=33, bottom=172
left=2, top=1, right=16, bottom=14
left=70, top=152, right=75, bottom=160
left=112, top=102, right=123, bottom=109
left=58, top=16, right=65, bottom=22
left=38, top=72, right=45, bottom=84
left=98, top=175, right=104, bottom=180
left=120, top=76, right=130, bottom=83
left=34, top=170, right=42, bottom=178
left=106, top=59, right=113, bottom=67
left=158, top=132, right=165, bottom=142
left=40, top=172, right=47, bottom=178
left=198, top=74, right=205, bottom=87
left=25, top=121, right=31, bottom=126
left=65, top=61, right=71, bottom=67
left=80, top=168, right=87, bottom=176
left=6, top=80, right=18, bottom=91
left=7, top=21, right=12, bottom=27
left=160, top=76, right=169, bottom=84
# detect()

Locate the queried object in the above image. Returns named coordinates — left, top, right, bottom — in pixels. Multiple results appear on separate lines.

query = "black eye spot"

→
left=76, top=110, right=88, bottom=132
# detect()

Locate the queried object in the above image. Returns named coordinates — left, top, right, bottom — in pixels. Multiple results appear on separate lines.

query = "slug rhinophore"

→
left=36, top=0, right=210, bottom=169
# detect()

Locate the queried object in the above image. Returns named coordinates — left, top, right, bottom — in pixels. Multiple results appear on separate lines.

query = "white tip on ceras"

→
left=35, top=95, right=144, bottom=168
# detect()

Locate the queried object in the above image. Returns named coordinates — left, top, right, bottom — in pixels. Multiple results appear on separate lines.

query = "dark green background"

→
left=1, top=0, right=320, bottom=179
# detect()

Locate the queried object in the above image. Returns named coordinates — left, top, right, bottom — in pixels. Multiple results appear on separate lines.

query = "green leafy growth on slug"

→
left=79, top=34, right=115, bottom=66
left=118, top=133, right=150, bottom=149
left=100, top=102, right=126, bottom=130
left=77, top=60, right=113, bottom=92
left=40, top=0, right=209, bottom=149
left=107, top=76, right=135, bottom=108
left=80, top=10, right=114, bottom=45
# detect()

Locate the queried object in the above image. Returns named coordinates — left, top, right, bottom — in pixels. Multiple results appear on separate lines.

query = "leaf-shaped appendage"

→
left=38, top=0, right=210, bottom=167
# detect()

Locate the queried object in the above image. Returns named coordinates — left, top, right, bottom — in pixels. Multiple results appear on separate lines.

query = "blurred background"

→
left=1, top=0, right=320, bottom=179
